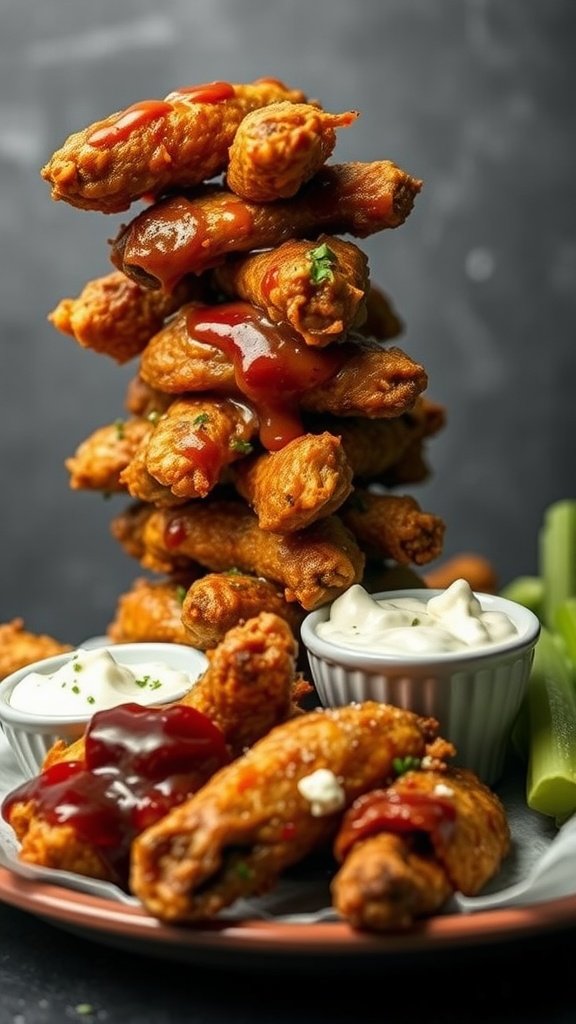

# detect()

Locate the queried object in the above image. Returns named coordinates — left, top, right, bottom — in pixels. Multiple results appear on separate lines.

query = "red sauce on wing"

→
left=1, top=703, right=229, bottom=887
left=86, top=100, right=173, bottom=147
left=180, top=430, right=221, bottom=480
left=164, top=516, right=191, bottom=549
left=334, top=787, right=457, bottom=861
left=166, top=81, right=235, bottom=104
left=261, top=265, right=280, bottom=301
left=186, top=302, right=345, bottom=450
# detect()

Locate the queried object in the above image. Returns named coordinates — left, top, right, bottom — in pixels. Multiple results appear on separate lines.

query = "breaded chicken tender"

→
left=48, top=271, right=200, bottom=364
left=181, top=572, right=305, bottom=650
left=226, top=102, right=358, bottom=202
left=332, top=766, right=510, bottom=931
left=106, top=575, right=199, bottom=645
left=0, top=619, right=72, bottom=681
left=130, top=701, right=441, bottom=922
left=212, top=236, right=369, bottom=346
left=111, top=162, right=423, bottom=291
left=41, top=78, right=308, bottom=213
left=110, top=500, right=365, bottom=609
left=139, top=310, right=427, bottom=420
left=231, top=431, right=354, bottom=533
left=342, top=491, right=446, bottom=566
left=66, top=417, right=152, bottom=492
left=423, top=553, right=499, bottom=594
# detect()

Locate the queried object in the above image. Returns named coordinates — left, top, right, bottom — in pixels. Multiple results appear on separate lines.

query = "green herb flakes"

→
left=193, top=412, right=210, bottom=427
left=392, top=756, right=422, bottom=777
left=175, top=584, right=187, bottom=604
left=114, top=418, right=125, bottom=440
left=230, top=439, right=253, bottom=454
left=309, top=242, right=337, bottom=285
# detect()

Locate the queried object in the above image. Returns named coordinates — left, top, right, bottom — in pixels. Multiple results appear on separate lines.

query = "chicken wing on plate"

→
left=331, top=766, right=511, bottom=931
left=130, top=701, right=441, bottom=922
left=212, top=235, right=369, bottom=346
left=110, top=500, right=365, bottom=610
left=41, top=78, right=308, bottom=213
left=111, top=162, right=423, bottom=291
left=227, top=102, right=358, bottom=202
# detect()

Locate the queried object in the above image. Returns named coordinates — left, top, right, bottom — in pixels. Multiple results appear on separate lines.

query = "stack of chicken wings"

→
left=43, top=76, right=447, bottom=648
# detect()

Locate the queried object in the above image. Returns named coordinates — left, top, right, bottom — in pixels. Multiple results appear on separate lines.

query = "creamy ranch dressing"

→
left=316, top=579, right=518, bottom=655
left=9, top=647, right=197, bottom=715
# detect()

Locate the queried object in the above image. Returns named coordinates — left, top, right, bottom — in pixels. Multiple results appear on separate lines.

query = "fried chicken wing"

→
left=106, top=575, right=199, bottom=645
left=231, top=431, right=354, bottom=533
left=119, top=440, right=188, bottom=507
left=110, top=500, right=365, bottom=609
left=139, top=309, right=428, bottom=421
left=130, top=701, right=440, bottom=922
left=41, top=78, right=308, bottom=213
left=48, top=271, right=200, bottom=364
left=226, top=102, right=358, bottom=202
left=181, top=572, right=305, bottom=650
left=341, top=491, right=446, bottom=566
left=65, top=417, right=152, bottom=492
left=0, top=619, right=72, bottom=681
left=358, top=284, right=404, bottom=341
left=111, top=162, right=423, bottom=291
left=123, top=375, right=174, bottom=418
left=212, top=236, right=369, bottom=346
left=423, top=553, right=499, bottom=594
left=331, top=766, right=511, bottom=931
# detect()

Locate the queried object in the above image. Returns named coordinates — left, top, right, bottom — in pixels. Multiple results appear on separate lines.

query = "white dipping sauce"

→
left=9, top=647, right=197, bottom=715
left=316, top=579, right=518, bottom=655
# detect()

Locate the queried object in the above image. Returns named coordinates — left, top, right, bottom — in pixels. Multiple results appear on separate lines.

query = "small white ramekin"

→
left=0, top=642, right=208, bottom=778
left=300, top=589, right=541, bottom=785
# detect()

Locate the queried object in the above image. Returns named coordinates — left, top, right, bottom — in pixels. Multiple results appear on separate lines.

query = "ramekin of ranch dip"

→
left=0, top=642, right=208, bottom=777
left=300, top=580, right=541, bottom=784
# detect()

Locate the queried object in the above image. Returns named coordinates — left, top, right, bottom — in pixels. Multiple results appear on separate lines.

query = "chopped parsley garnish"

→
left=175, top=584, right=187, bottom=604
left=193, top=412, right=210, bottom=427
left=230, top=439, right=253, bottom=454
left=411, top=617, right=421, bottom=626
left=114, top=418, right=125, bottom=440
left=87, top=696, right=96, bottom=704
left=392, top=756, right=422, bottom=777
left=73, top=661, right=83, bottom=672
left=134, top=675, right=150, bottom=688
left=309, top=242, right=337, bottom=285
left=134, top=675, right=162, bottom=691
left=71, top=685, right=81, bottom=695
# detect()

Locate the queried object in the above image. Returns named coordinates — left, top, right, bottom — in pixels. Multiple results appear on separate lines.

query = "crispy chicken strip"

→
left=231, top=431, right=353, bottom=533
left=0, top=619, right=72, bottom=681
left=341, top=491, right=446, bottom=566
left=65, top=417, right=152, bottom=492
left=111, top=162, right=423, bottom=291
left=423, top=553, right=499, bottom=594
left=106, top=575, right=199, bottom=645
left=130, top=702, right=441, bottom=922
left=48, top=271, right=200, bottom=364
left=140, top=396, right=259, bottom=500
left=41, top=78, right=308, bottom=213
left=212, top=236, right=369, bottom=346
left=226, top=102, right=358, bottom=202
left=331, top=766, right=511, bottom=931
left=181, top=572, right=305, bottom=650
left=119, top=440, right=188, bottom=507
left=110, top=500, right=365, bottom=610
left=139, top=310, right=428, bottom=420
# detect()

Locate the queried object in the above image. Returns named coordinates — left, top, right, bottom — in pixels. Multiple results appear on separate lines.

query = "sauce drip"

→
left=164, top=516, right=190, bottom=550
left=87, top=100, right=173, bottom=148
left=186, top=302, right=345, bottom=450
left=335, top=787, right=456, bottom=861
left=167, top=81, right=235, bottom=105
left=1, top=703, right=229, bottom=888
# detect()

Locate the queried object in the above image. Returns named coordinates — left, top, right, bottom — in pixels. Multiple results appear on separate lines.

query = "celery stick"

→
left=526, top=626, right=576, bottom=819
left=500, top=575, right=543, bottom=618
left=538, top=499, right=576, bottom=629
left=553, top=597, right=576, bottom=672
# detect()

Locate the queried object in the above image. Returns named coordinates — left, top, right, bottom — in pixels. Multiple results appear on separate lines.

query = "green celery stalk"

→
left=500, top=575, right=543, bottom=618
left=526, top=626, right=576, bottom=819
left=538, top=499, right=576, bottom=629
left=553, top=597, right=576, bottom=672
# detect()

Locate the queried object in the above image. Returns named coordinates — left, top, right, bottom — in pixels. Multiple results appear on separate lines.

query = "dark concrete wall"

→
left=1, top=0, right=575, bottom=644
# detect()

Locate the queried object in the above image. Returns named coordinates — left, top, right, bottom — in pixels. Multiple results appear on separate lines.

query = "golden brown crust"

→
left=0, top=619, right=73, bottom=681
left=41, top=79, right=308, bottom=213
left=181, top=572, right=305, bottom=650
left=130, top=702, right=439, bottom=921
left=110, top=500, right=365, bottom=610
left=226, top=103, right=358, bottom=203
left=423, top=553, right=499, bottom=594
left=48, top=271, right=199, bottom=364
left=231, top=431, right=354, bottom=533
left=65, top=418, right=152, bottom=492
left=106, top=575, right=198, bottom=645
left=212, top=236, right=369, bottom=346
left=111, top=162, right=423, bottom=291
left=358, top=284, right=404, bottom=341
left=341, top=491, right=446, bottom=566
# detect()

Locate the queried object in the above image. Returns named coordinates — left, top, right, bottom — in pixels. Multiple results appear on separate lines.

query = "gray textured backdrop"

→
left=1, top=0, right=575, bottom=645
